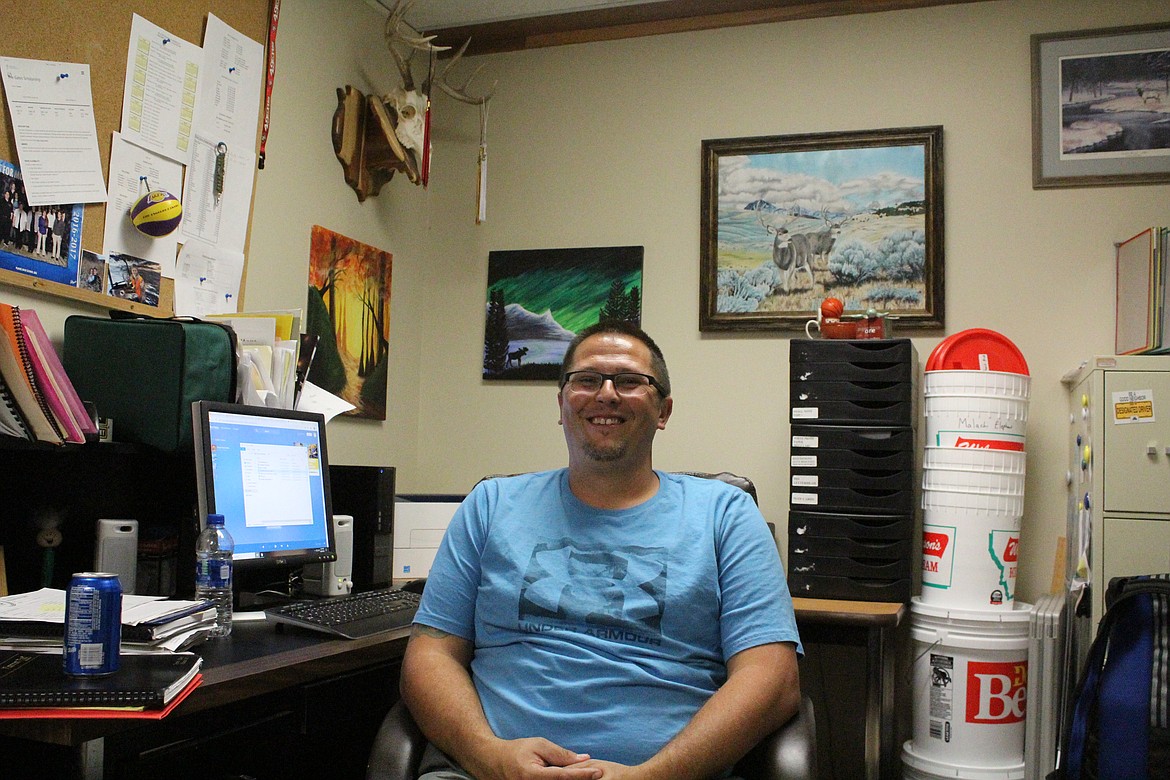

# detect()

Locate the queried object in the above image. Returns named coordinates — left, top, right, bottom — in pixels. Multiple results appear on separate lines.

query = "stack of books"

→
left=0, top=649, right=202, bottom=720
left=0, top=588, right=211, bottom=719
left=0, top=302, right=99, bottom=444
left=1116, top=227, right=1170, bottom=355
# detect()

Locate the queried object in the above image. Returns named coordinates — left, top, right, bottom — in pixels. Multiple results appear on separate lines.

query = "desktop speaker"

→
left=95, top=519, right=139, bottom=595
left=304, top=515, right=353, bottom=597
left=329, top=465, right=396, bottom=589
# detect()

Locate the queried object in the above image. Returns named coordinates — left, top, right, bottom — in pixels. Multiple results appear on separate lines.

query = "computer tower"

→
left=328, top=465, right=396, bottom=589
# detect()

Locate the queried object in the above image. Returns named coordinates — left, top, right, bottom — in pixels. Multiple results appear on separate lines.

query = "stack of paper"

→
left=0, top=588, right=216, bottom=652
left=207, top=309, right=303, bottom=409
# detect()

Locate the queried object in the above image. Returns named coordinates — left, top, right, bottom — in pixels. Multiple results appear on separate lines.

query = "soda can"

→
left=63, top=572, right=123, bottom=676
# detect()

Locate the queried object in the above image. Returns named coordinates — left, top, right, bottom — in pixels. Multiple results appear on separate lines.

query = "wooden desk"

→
left=0, top=620, right=411, bottom=779
left=793, top=598, right=907, bottom=780
left=0, top=601, right=902, bottom=779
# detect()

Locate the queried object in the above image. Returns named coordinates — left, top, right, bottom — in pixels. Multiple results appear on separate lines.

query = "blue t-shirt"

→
left=414, top=470, right=802, bottom=766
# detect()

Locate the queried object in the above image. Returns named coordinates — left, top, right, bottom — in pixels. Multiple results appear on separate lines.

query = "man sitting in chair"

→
left=401, top=321, right=803, bottom=780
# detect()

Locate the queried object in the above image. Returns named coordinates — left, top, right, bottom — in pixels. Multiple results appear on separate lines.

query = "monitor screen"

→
left=192, top=401, right=336, bottom=571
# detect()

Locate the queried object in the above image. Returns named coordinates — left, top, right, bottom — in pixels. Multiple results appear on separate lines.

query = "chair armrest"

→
left=734, top=694, right=818, bottom=780
left=366, top=700, right=427, bottom=780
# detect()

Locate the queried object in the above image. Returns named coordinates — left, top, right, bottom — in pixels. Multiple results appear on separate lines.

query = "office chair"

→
left=367, top=471, right=817, bottom=780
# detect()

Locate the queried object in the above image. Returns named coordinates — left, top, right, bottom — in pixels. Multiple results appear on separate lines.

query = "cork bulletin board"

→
left=0, top=0, right=268, bottom=315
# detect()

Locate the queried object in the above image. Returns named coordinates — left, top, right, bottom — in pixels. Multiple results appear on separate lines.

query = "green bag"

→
left=62, top=314, right=237, bottom=452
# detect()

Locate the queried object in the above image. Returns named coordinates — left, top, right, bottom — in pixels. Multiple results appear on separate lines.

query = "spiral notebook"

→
left=0, top=650, right=202, bottom=709
left=19, top=309, right=97, bottom=443
left=0, top=308, right=61, bottom=444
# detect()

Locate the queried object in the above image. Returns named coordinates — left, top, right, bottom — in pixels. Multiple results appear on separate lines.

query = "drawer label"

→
left=791, top=455, right=818, bottom=467
left=791, top=407, right=819, bottom=419
left=791, top=474, right=819, bottom=487
left=790, top=492, right=819, bottom=505
left=792, top=435, right=819, bottom=448
left=1112, top=389, right=1155, bottom=424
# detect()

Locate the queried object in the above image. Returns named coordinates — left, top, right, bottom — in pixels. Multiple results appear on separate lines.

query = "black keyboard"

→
left=264, top=587, right=421, bottom=639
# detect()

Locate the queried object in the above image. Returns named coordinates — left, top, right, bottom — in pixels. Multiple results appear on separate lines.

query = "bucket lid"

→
left=911, top=596, right=1032, bottom=624
left=902, top=741, right=1025, bottom=778
left=926, top=329, right=1029, bottom=374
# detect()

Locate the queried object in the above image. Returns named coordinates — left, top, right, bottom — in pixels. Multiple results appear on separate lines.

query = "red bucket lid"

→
left=926, top=328, right=1029, bottom=374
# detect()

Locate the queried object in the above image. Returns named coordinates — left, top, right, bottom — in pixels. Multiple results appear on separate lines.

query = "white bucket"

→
left=902, top=741, right=1025, bottom=779
left=922, top=467, right=1025, bottom=497
left=920, top=507, right=1022, bottom=609
left=924, top=370, right=1031, bottom=401
left=922, top=487, right=1024, bottom=518
left=909, top=599, right=1032, bottom=768
left=923, top=447, right=1027, bottom=476
left=925, top=394, right=1028, bottom=451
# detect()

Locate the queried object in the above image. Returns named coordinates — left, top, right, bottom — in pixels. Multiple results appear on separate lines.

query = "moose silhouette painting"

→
left=484, top=246, right=644, bottom=381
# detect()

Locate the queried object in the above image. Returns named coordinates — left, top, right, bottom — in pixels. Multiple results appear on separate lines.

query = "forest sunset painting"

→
left=307, top=225, right=393, bottom=419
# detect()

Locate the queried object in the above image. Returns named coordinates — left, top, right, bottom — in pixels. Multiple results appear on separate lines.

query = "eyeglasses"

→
left=560, top=370, right=667, bottom=397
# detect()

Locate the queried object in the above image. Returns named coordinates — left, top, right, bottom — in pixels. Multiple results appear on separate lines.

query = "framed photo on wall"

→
left=700, top=126, right=944, bottom=332
left=1032, top=23, right=1170, bottom=189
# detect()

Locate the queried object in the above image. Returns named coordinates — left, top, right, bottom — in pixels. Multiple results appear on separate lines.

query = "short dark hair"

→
left=559, top=321, right=671, bottom=397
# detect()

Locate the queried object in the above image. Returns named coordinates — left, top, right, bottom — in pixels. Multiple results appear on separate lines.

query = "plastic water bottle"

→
left=195, top=513, right=234, bottom=637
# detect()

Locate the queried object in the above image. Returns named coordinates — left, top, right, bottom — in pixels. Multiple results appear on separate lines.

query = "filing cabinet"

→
left=1064, top=355, right=1170, bottom=625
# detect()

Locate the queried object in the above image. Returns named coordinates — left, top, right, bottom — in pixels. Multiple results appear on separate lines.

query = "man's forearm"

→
left=638, top=643, right=800, bottom=780
left=400, top=625, right=501, bottom=774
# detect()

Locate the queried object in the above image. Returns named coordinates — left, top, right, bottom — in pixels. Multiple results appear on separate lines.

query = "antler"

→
left=383, top=0, right=450, bottom=92
left=433, top=38, right=496, bottom=106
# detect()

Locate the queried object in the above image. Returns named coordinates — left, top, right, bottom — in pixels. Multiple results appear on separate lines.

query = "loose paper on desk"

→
left=173, top=239, right=244, bottom=318
left=104, top=132, right=183, bottom=272
left=0, top=57, right=107, bottom=206
left=0, top=588, right=207, bottom=626
left=120, top=15, right=203, bottom=166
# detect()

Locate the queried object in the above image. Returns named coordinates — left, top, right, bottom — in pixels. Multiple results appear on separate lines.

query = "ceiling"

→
left=376, top=0, right=985, bottom=56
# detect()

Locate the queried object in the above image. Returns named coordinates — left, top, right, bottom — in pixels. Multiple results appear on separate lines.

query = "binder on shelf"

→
left=0, top=650, right=202, bottom=710
left=0, top=303, right=64, bottom=442
left=1116, top=227, right=1168, bottom=355
left=0, top=372, right=31, bottom=440
left=19, top=309, right=98, bottom=442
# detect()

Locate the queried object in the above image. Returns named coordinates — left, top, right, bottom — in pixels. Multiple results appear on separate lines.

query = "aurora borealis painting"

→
left=484, top=246, right=643, bottom=381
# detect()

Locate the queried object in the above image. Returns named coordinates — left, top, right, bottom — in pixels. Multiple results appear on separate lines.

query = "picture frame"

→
left=484, top=246, right=644, bottom=382
left=1031, top=23, right=1170, bottom=189
left=700, top=126, right=944, bottom=332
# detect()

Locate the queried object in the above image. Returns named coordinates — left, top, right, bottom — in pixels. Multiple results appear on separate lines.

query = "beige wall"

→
left=8, top=0, right=1168, bottom=605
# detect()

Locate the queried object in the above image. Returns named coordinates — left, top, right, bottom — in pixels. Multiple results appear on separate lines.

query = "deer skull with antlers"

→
left=383, top=0, right=494, bottom=185
left=331, top=0, right=496, bottom=201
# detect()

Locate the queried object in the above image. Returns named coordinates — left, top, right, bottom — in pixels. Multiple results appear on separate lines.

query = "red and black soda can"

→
left=63, top=572, right=123, bottom=676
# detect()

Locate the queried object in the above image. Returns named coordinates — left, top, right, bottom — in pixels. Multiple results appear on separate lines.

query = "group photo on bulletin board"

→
left=0, top=160, right=85, bottom=288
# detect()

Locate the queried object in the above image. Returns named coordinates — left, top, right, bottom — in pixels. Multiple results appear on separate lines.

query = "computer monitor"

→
left=192, top=401, right=336, bottom=603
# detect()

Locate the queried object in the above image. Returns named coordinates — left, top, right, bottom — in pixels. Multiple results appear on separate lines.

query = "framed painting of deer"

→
left=1032, top=23, right=1170, bottom=189
left=700, top=126, right=944, bottom=332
